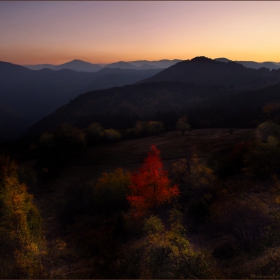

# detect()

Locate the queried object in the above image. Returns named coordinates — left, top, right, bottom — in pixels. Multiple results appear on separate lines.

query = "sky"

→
left=1, top=1, right=280, bottom=65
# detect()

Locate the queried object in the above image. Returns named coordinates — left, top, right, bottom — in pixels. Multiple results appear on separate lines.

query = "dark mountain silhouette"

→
left=23, top=79, right=280, bottom=139
left=24, top=58, right=280, bottom=72
left=0, top=61, right=162, bottom=142
left=91, top=67, right=160, bottom=78
left=0, top=62, right=94, bottom=122
left=215, top=57, right=280, bottom=70
left=8, top=56, right=280, bottom=141
left=185, top=81, right=280, bottom=129
left=86, top=68, right=161, bottom=90
left=139, top=56, right=280, bottom=90
left=22, top=81, right=230, bottom=137
left=53, top=59, right=103, bottom=72
left=21, top=57, right=280, bottom=139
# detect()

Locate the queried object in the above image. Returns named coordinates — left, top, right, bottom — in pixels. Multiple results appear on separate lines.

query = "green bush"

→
left=84, top=122, right=104, bottom=146
left=54, top=123, right=86, bottom=153
left=132, top=120, right=165, bottom=138
left=103, top=129, right=122, bottom=143
left=145, top=121, right=165, bottom=136
left=93, top=168, right=131, bottom=213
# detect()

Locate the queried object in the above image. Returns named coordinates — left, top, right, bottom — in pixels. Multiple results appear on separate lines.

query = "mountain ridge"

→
left=23, top=57, right=280, bottom=72
left=23, top=59, right=179, bottom=72
left=0, top=61, right=162, bottom=141
left=139, top=56, right=280, bottom=89
left=21, top=56, right=280, bottom=138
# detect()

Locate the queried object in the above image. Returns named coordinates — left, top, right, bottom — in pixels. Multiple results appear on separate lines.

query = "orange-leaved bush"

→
left=127, top=145, right=179, bottom=218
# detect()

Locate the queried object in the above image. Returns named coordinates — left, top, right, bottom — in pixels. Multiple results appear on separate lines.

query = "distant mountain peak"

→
left=71, top=59, right=85, bottom=63
left=191, top=56, right=213, bottom=62
left=62, top=59, right=91, bottom=65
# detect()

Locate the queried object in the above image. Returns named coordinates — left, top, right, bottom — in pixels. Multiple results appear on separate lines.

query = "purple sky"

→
left=1, top=1, right=280, bottom=65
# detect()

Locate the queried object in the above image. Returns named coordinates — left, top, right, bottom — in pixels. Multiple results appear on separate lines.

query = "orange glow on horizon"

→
left=1, top=2, right=280, bottom=65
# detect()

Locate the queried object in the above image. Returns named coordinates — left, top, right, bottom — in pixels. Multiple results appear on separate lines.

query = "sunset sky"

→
left=1, top=1, right=280, bottom=65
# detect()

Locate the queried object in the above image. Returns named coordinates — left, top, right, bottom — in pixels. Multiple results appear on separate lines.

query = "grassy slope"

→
left=31, top=128, right=257, bottom=277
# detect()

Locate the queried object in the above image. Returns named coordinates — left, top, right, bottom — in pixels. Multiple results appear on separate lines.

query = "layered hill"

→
left=23, top=59, right=180, bottom=72
left=24, top=59, right=102, bottom=72
left=54, top=59, right=103, bottom=72
left=23, top=57, right=280, bottom=139
left=0, top=61, right=161, bottom=142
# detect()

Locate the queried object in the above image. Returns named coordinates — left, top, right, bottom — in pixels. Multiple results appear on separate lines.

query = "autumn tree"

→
left=120, top=209, right=215, bottom=278
left=127, top=145, right=179, bottom=218
left=0, top=156, right=45, bottom=278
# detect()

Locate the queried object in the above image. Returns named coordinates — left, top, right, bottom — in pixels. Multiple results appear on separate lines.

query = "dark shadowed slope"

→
left=0, top=62, right=163, bottom=142
left=0, top=102, right=28, bottom=142
left=22, top=65, right=280, bottom=139
left=0, top=62, right=95, bottom=123
left=86, top=68, right=162, bottom=90
left=22, top=82, right=230, bottom=137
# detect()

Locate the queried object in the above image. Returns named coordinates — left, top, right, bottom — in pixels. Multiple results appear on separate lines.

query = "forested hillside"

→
left=23, top=79, right=280, bottom=139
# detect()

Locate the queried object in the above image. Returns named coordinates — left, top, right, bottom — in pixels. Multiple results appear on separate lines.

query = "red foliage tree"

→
left=127, top=145, right=179, bottom=218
